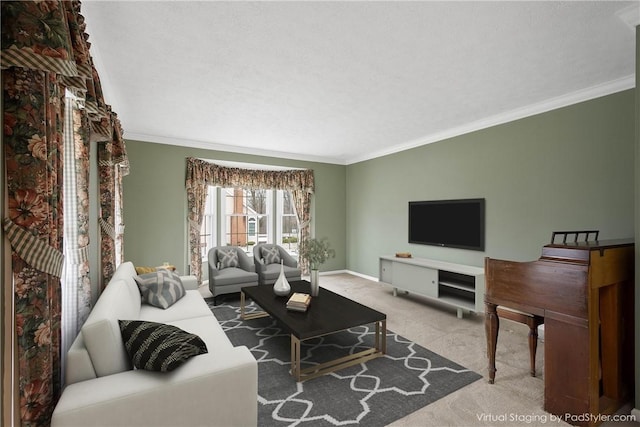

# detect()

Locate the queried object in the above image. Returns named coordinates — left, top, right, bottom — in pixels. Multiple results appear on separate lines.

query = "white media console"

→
left=378, top=255, right=485, bottom=318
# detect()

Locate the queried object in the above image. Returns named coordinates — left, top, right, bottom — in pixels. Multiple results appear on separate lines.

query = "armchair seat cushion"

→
left=211, top=267, right=259, bottom=287
left=260, top=263, right=301, bottom=284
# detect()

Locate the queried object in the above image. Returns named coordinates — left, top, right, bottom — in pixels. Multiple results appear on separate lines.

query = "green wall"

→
left=122, top=143, right=346, bottom=274
left=346, top=89, right=636, bottom=277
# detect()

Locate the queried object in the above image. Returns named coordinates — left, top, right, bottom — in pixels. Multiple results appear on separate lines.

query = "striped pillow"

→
left=134, top=269, right=186, bottom=309
left=118, top=320, right=208, bottom=372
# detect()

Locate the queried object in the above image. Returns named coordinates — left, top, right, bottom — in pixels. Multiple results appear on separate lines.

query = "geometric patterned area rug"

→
left=207, top=297, right=482, bottom=427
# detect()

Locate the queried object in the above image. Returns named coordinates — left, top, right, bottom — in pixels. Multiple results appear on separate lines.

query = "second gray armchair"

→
left=253, top=244, right=301, bottom=286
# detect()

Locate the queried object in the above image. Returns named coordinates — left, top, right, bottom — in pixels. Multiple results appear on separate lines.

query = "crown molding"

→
left=126, top=74, right=634, bottom=167
left=345, top=75, right=635, bottom=165
left=123, top=132, right=347, bottom=165
left=616, top=3, right=640, bottom=30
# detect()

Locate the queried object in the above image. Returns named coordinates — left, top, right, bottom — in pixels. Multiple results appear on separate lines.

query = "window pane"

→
left=258, top=216, right=268, bottom=241
left=246, top=189, right=267, bottom=214
left=283, top=191, right=294, bottom=215
left=279, top=190, right=298, bottom=254
left=220, top=187, right=273, bottom=251
left=282, top=216, right=296, bottom=234
left=200, top=186, right=216, bottom=259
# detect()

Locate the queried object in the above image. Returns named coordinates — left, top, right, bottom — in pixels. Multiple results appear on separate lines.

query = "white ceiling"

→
left=81, top=1, right=638, bottom=165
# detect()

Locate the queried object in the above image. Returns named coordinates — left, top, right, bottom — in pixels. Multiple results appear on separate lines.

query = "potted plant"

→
left=299, top=237, right=335, bottom=296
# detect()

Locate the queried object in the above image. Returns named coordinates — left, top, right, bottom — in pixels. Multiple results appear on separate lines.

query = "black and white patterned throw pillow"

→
left=217, top=248, right=239, bottom=269
left=134, top=269, right=186, bottom=309
left=118, top=320, right=208, bottom=372
left=261, top=246, right=281, bottom=265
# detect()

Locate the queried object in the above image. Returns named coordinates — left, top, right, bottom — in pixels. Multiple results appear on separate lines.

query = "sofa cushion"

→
left=217, top=248, right=239, bottom=269
left=139, top=290, right=213, bottom=323
left=81, top=277, right=141, bottom=377
left=118, top=320, right=208, bottom=372
left=134, top=269, right=186, bottom=309
left=261, top=246, right=281, bottom=265
left=168, top=315, right=234, bottom=351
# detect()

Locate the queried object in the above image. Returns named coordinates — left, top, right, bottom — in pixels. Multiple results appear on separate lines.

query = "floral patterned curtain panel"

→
left=3, top=67, right=65, bottom=427
left=186, top=157, right=315, bottom=282
left=2, top=1, right=127, bottom=425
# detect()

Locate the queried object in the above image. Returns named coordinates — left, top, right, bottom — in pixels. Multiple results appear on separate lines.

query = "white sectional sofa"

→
left=51, top=262, right=258, bottom=427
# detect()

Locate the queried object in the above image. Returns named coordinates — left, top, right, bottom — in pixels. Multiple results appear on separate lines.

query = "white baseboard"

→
left=316, top=269, right=348, bottom=276
left=310, top=269, right=379, bottom=283
left=344, top=270, right=379, bottom=282
left=630, top=407, right=640, bottom=421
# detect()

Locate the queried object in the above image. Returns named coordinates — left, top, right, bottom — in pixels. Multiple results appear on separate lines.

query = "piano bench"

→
left=496, top=307, right=544, bottom=377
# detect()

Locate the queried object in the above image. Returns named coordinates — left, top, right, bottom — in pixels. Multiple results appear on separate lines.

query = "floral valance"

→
left=1, top=1, right=79, bottom=76
left=186, top=157, right=314, bottom=193
left=1, top=0, right=115, bottom=143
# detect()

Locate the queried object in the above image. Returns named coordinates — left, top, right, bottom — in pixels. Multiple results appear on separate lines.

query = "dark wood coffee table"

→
left=240, top=280, right=387, bottom=382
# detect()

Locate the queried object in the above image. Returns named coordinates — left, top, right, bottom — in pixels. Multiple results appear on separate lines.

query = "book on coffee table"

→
left=287, top=292, right=311, bottom=312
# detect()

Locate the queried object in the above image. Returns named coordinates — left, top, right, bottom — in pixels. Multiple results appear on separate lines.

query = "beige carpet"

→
left=200, top=273, right=638, bottom=427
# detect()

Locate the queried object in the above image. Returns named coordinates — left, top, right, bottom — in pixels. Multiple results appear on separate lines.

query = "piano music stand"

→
left=550, top=230, right=599, bottom=244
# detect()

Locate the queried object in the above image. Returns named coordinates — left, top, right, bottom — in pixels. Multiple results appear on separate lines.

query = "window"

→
left=278, top=190, right=299, bottom=253
left=200, top=186, right=217, bottom=260
left=199, top=187, right=298, bottom=260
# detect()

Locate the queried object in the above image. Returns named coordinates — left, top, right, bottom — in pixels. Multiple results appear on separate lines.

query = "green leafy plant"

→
left=300, top=237, right=335, bottom=270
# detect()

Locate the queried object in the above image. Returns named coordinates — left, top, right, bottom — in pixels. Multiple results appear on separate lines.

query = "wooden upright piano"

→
left=485, top=233, right=634, bottom=426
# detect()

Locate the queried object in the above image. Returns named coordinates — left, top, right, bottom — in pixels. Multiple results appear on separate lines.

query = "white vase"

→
left=273, top=261, right=291, bottom=296
left=310, top=269, right=320, bottom=297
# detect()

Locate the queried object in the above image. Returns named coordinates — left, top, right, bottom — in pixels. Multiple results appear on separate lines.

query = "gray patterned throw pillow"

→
left=134, top=269, right=186, bottom=309
left=118, top=320, right=208, bottom=372
left=261, top=246, right=281, bottom=265
left=217, top=248, right=239, bottom=269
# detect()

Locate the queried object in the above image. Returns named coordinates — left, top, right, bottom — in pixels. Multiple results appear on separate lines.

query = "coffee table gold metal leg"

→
left=380, top=320, right=387, bottom=353
left=240, top=290, right=269, bottom=320
left=374, top=320, right=387, bottom=353
left=290, top=320, right=387, bottom=382
left=240, top=291, right=246, bottom=319
left=291, top=335, right=301, bottom=381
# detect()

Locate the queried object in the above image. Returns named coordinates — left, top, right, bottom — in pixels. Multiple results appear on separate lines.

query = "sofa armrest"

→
left=52, top=346, right=257, bottom=427
left=253, top=256, right=266, bottom=273
left=180, top=275, right=199, bottom=290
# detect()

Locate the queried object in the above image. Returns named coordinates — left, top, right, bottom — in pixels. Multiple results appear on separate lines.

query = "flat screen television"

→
left=408, top=198, right=485, bottom=251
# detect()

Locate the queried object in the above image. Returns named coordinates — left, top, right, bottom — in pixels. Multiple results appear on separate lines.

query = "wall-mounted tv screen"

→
left=409, top=198, right=485, bottom=251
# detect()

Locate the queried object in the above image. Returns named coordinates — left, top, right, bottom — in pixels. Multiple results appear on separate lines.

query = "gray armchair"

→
left=208, top=246, right=259, bottom=304
left=253, top=244, right=301, bottom=286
